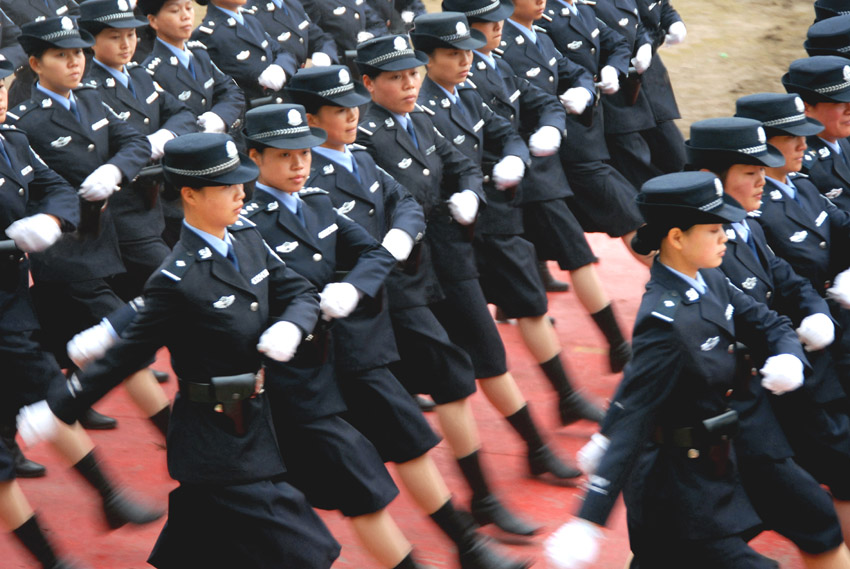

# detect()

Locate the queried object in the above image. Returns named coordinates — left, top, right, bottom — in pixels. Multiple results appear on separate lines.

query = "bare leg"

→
left=394, top=454, right=451, bottom=515
left=350, top=510, right=413, bottom=568
left=123, top=369, right=170, bottom=417
left=0, top=481, right=33, bottom=531
left=434, top=399, right=480, bottom=458
left=478, top=373, right=525, bottom=417
left=800, top=544, right=850, bottom=569
left=569, top=263, right=610, bottom=314
left=517, top=315, right=560, bottom=363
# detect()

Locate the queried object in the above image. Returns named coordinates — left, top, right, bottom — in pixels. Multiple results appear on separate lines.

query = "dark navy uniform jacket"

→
left=87, top=62, right=197, bottom=243
left=47, top=221, right=320, bottom=484
left=242, top=187, right=396, bottom=422
left=143, top=40, right=246, bottom=133
left=581, top=263, right=806, bottom=539
left=357, top=102, right=486, bottom=286
left=191, top=5, right=296, bottom=102
left=635, top=0, right=681, bottom=122
left=307, top=147, right=424, bottom=369
left=7, top=84, right=151, bottom=283
left=300, top=0, right=385, bottom=56
left=366, top=0, right=424, bottom=35
left=0, top=124, right=79, bottom=333
left=802, top=137, right=850, bottom=213
left=468, top=51, right=571, bottom=204
left=244, top=0, right=338, bottom=67
left=418, top=76, right=529, bottom=235
left=0, top=9, right=25, bottom=73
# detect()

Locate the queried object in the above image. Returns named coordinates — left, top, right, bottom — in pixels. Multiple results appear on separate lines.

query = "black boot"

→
left=539, top=354, right=605, bottom=425
left=413, top=394, right=436, bottom=413
left=506, top=405, right=581, bottom=479
left=13, top=515, right=90, bottom=569
left=590, top=304, right=631, bottom=373
left=429, top=500, right=531, bottom=569
left=149, top=406, right=170, bottom=438
left=538, top=261, right=570, bottom=292
left=73, top=450, right=164, bottom=529
left=0, top=424, right=46, bottom=478
left=152, top=370, right=169, bottom=384
left=78, top=408, right=117, bottom=430
left=457, top=451, right=541, bottom=536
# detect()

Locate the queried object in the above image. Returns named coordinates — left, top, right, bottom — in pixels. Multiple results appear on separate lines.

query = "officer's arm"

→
left=556, top=51, right=596, bottom=99
left=25, top=143, right=80, bottom=231
left=155, top=82, right=199, bottom=136
left=104, top=105, right=154, bottom=182
left=265, top=240, right=322, bottom=336
left=364, top=0, right=388, bottom=38
left=598, top=18, right=631, bottom=76
left=335, top=211, right=396, bottom=298
left=478, top=95, right=529, bottom=163
left=209, top=59, right=247, bottom=130
left=434, top=124, right=486, bottom=205
left=517, top=75, right=567, bottom=133
left=305, top=16, right=340, bottom=64
left=0, top=9, right=27, bottom=73
left=268, top=30, right=298, bottom=78
left=377, top=165, right=426, bottom=240
left=659, top=0, right=683, bottom=31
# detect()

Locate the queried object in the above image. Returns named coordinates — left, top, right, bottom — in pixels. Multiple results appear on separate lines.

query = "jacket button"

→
left=87, top=144, right=95, bottom=152
left=725, top=389, right=733, bottom=397
left=687, top=449, right=699, bottom=459
left=820, top=241, right=827, bottom=249
left=299, top=38, right=304, bottom=43
left=143, top=117, right=150, bottom=124
left=261, top=55, right=267, bottom=62
left=368, top=208, right=375, bottom=216
left=765, top=291, right=772, bottom=299
left=591, top=47, right=596, bottom=55
left=423, top=168, right=430, bottom=176
left=548, top=76, right=554, bottom=82
left=727, top=344, right=734, bottom=353
left=201, top=98, right=207, bottom=105
left=483, top=175, right=490, bottom=183
left=473, top=143, right=478, bottom=150
left=313, top=253, right=322, bottom=261
left=18, top=188, right=24, bottom=196
left=355, top=12, right=360, bottom=18
left=751, top=367, right=758, bottom=376
left=250, top=302, right=259, bottom=311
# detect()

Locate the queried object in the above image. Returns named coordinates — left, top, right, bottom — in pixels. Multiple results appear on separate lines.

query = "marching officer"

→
left=814, top=0, right=850, bottom=23
left=300, top=0, right=387, bottom=59
left=243, top=0, right=339, bottom=68
left=804, top=13, right=850, bottom=59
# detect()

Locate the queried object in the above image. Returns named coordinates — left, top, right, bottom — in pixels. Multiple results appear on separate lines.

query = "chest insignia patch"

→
left=213, top=295, right=235, bottom=309
left=700, top=336, right=719, bottom=351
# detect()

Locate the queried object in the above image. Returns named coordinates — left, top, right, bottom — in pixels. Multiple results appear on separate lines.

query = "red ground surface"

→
left=3, top=235, right=806, bottom=568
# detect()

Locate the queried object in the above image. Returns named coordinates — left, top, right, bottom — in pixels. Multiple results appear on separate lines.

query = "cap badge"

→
left=794, top=96, right=804, bottom=113
left=60, top=16, right=73, bottom=30
left=393, top=36, right=408, bottom=51
left=287, top=108, right=303, bottom=126
left=456, top=22, right=467, bottom=35
left=757, top=127, right=766, bottom=144
left=844, top=65, right=850, bottom=82
left=226, top=140, right=237, bottom=158
left=714, top=178, right=723, bottom=196
left=117, top=0, right=129, bottom=11
left=339, top=68, right=350, bottom=85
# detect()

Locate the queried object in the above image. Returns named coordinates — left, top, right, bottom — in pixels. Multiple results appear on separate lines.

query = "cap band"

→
left=250, top=125, right=311, bottom=140
left=317, top=82, right=354, bottom=98
left=815, top=78, right=850, bottom=94
left=737, top=143, right=768, bottom=154
left=165, top=155, right=240, bottom=177
left=90, top=12, right=138, bottom=23
left=440, top=31, right=471, bottom=42
left=362, top=49, right=416, bottom=67
left=699, top=198, right=723, bottom=212
left=41, top=29, right=83, bottom=41
left=465, top=0, right=500, bottom=17
left=762, top=113, right=807, bottom=127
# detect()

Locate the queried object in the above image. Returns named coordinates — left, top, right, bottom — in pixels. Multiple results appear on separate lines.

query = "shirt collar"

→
left=312, top=145, right=355, bottom=173
left=768, top=175, right=796, bottom=200
left=157, top=37, right=193, bottom=69
left=93, top=59, right=130, bottom=88
left=182, top=220, right=233, bottom=259
left=731, top=221, right=749, bottom=242
left=255, top=183, right=302, bottom=216
left=391, top=112, right=412, bottom=130
left=433, top=81, right=459, bottom=104
left=214, top=5, right=245, bottom=25
left=820, top=137, right=842, bottom=156
left=557, top=0, right=578, bottom=14
left=474, top=50, right=497, bottom=69
left=659, top=262, right=708, bottom=295
left=35, top=83, right=74, bottom=112
left=507, top=18, right=538, bottom=44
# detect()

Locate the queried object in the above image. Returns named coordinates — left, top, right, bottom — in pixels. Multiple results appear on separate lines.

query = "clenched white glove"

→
left=559, top=87, right=592, bottom=115
left=78, top=164, right=122, bottom=202
left=797, top=313, right=835, bottom=352
left=401, top=10, right=415, bottom=23
left=311, top=51, right=332, bottom=67
left=632, top=43, right=652, bottom=74
left=827, top=268, right=850, bottom=309
left=357, top=31, right=375, bottom=44
left=448, top=190, right=479, bottom=225
left=545, top=519, right=603, bottom=569
left=147, top=129, right=175, bottom=161
left=597, top=65, right=620, bottom=95
left=17, top=401, right=59, bottom=447
left=258, top=64, right=286, bottom=91
left=258, top=321, right=302, bottom=362
left=382, top=228, right=414, bottom=262
left=528, top=125, right=562, bottom=156
left=319, top=282, right=361, bottom=320
left=492, top=155, right=526, bottom=190
left=67, top=319, right=117, bottom=369
left=197, top=111, right=227, bottom=133
left=5, top=213, right=61, bottom=253
left=760, top=353, right=804, bottom=396
left=664, top=21, right=687, bottom=46
left=577, top=433, right=610, bottom=476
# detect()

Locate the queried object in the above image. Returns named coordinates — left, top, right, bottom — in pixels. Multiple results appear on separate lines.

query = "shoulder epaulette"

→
left=74, top=82, right=95, bottom=91
left=788, top=171, right=809, bottom=179
left=229, top=215, right=256, bottom=230
left=349, top=143, right=367, bottom=151
left=126, top=61, right=138, bottom=69
left=240, top=201, right=265, bottom=218
left=198, top=24, right=215, bottom=34
left=0, top=124, right=18, bottom=131
left=357, top=123, right=374, bottom=136
left=650, top=290, right=680, bottom=323
left=299, top=187, right=329, bottom=197
left=493, top=47, right=504, bottom=56
left=187, top=40, right=207, bottom=50
left=420, top=104, right=435, bottom=116
left=533, top=25, right=547, bottom=33
left=146, top=57, right=162, bottom=74
left=541, top=12, right=553, bottom=21
left=12, top=100, right=37, bottom=117
left=578, top=0, right=597, bottom=5
left=460, top=78, right=477, bottom=89
left=747, top=209, right=762, bottom=218
left=160, top=251, right=196, bottom=281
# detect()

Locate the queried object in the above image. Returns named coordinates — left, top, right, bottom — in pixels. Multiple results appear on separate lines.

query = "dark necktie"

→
left=349, top=154, right=361, bottom=183
left=226, top=242, right=239, bottom=271
left=295, top=199, right=306, bottom=227
left=68, top=97, right=81, bottom=122
left=187, top=55, right=197, bottom=80
left=125, top=75, right=137, bottom=98
left=405, top=118, right=419, bottom=149
left=745, top=231, right=758, bottom=258
left=0, top=139, right=11, bottom=169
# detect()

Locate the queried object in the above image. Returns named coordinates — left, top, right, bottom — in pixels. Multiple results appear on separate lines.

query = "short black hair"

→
left=19, top=37, right=53, bottom=59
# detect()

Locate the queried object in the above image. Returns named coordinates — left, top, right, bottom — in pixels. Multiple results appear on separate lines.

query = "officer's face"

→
left=426, top=48, right=473, bottom=90
left=673, top=223, right=727, bottom=273
left=249, top=147, right=312, bottom=194
left=184, top=184, right=246, bottom=231
left=721, top=164, right=765, bottom=213
left=213, top=0, right=247, bottom=10
left=0, top=83, right=7, bottom=124
left=363, top=68, right=422, bottom=115
left=308, top=105, right=359, bottom=150
left=804, top=101, right=850, bottom=142
left=511, top=0, right=546, bottom=24
left=148, top=0, right=195, bottom=44
left=93, top=28, right=137, bottom=70
left=767, top=135, right=808, bottom=175
left=29, top=48, right=86, bottom=95
left=471, top=21, right=503, bottom=54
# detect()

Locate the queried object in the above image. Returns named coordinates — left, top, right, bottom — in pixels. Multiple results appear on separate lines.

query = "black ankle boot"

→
left=538, top=261, right=570, bottom=292
left=539, top=355, right=605, bottom=425
left=0, top=425, right=46, bottom=478
left=506, top=406, right=581, bottom=479
left=590, top=304, right=631, bottom=373
left=149, top=406, right=170, bottom=438
left=79, top=408, right=117, bottom=430
left=152, top=370, right=169, bottom=384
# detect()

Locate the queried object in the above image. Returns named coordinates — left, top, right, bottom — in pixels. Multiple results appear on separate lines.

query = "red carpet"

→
left=3, top=234, right=805, bottom=568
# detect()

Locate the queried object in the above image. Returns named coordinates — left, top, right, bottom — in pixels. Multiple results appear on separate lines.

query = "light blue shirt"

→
left=433, top=81, right=460, bottom=104
left=507, top=18, right=538, bottom=45
left=473, top=50, right=497, bottom=70
left=659, top=262, right=708, bottom=295
left=768, top=176, right=797, bottom=201
left=35, top=82, right=77, bottom=112
left=269, top=0, right=283, bottom=8
left=391, top=112, right=414, bottom=131
left=255, top=182, right=303, bottom=216
left=157, top=38, right=193, bottom=70
left=182, top=220, right=234, bottom=259
left=731, top=221, right=750, bottom=242
left=312, top=145, right=356, bottom=174
left=820, top=137, right=842, bottom=156
left=214, top=5, right=245, bottom=25
left=93, top=58, right=131, bottom=89
left=556, top=0, right=578, bottom=15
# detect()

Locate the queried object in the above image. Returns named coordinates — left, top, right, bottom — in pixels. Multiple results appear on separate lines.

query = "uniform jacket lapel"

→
left=181, top=224, right=256, bottom=295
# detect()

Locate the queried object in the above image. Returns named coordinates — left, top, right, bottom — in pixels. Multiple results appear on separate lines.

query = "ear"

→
left=666, top=227, right=685, bottom=252
left=306, top=112, right=321, bottom=128
left=180, top=185, right=197, bottom=206
left=247, top=147, right=263, bottom=165
left=28, top=55, right=41, bottom=74
left=361, top=74, right=374, bottom=93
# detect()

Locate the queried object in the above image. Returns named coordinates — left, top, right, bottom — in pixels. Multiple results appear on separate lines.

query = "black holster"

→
left=180, top=372, right=258, bottom=435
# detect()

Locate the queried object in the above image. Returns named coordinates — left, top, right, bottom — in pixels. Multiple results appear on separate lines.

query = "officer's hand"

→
left=597, top=65, right=620, bottom=95
left=258, top=64, right=287, bottom=91
left=78, top=164, right=122, bottom=202
left=577, top=433, right=609, bottom=475
left=197, top=111, right=227, bottom=133
left=357, top=31, right=375, bottom=44
left=5, top=213, right=62, bottom=253
left=664, top=21, right=687, bottom=46
left=827, top=268, right=850, bottom=309
left=760, top=354, right=804, bottom=395
left=401, top=10, right=415, bottom=24
left=528, top=125, right=562, bottom=157
left=382, top=228, right=415, bottom=262
left=17, top=401, right=59, bottom=447
left=632, top=43, right=652, bottom=74
left=319, top=282, right=361, bottom=321
left=559, top=87, right=592, bottom=115
left=545, top=518, right=603, bottom=569
left=147, top=129, right=175, bottom=161
left=448, top=190, right=479, bottom=225
left=258, top=321, right=303, bottom=362
left=67, top=319, right=118, bottom=369
left=311, top=52, right=332, bottom=67
left=797, top=313, right=835, bottom=352
left=492, top=155, right=526, bottom=190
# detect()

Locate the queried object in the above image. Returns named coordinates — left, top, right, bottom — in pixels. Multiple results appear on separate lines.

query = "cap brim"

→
left=0, top=60, right=14, bottom=80
left=782, top=72, right=850, bottom=103
left=684, top=143, right=786, bottom=168
left=356, top=50, right=429, bottom=71
left=410, top=29, right=487, bottom=51
left=165, top=153, right=259, bottom=187
left=244, top=126, right=328, bottom=150
left=637, top=194, right=747, bottom=224
left=21, top=28, right=97, bottom=49
left=87, top=16, right=150, bottom=29
left=286, top=81, right=372, bottom=108
left=767, top=117, right=825, bottom=137
left=467, top=0, right=514, bottom=22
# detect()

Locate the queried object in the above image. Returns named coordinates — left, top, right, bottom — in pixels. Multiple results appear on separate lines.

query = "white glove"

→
left=197, top=111, right=227, bottom=133
left=258, top=64, right=286, bottom=91
left=67, top=319, right=117, bottom=369
left=528, top=125, right=562, bottom=157
left=577, top=433, right=610, bottom=476
left=257, top=321, right=302, bottom=362
left=311, top=51, right=332, bottom=67
left=545, top=519, right=603, bottom=569
left=597, top=65, right=620, bottom=95
left=17, top=401, right=59, bottom=447
left=401, top=10, right=415, bottom=23
left=382, top=228, right=414, bottom=262
left=5, top=213, right=61, bottom=253
left=319, top=282, right=361, bottom=320
left=147, top=129, right=175, bottom=161
left=797, top=313, right=835, bottom=352
left=357, top=31, right=375, bottom=44
left=664, top=21, right=687, bottom=46
left=78, top=164, right=122, bottom=201
left=559, top=87, right=592, bottom=115
left=760, top=353, right=804, bottom=396
left=448, top=190, right=479, bottom=225
left=631, top=43, right=652, bottom=74
left=492, top=155, right=526, bottom=190
left=827, top=268, right=850, bottom=309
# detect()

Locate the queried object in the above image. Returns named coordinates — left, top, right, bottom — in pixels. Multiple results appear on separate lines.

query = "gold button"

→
left=250, top=302, right=259, bottom=311
left=687, top=449, right=699, bottom=459
left=751, top=367, right=758, bottom=376
left=820, top=241, right=827, bottom=249
left=214, top=403, right=224, bottom=412
left=483, top=175, right=490, bottom=183
left=313, top=253, right=322, bottom=261
left=87, top=144, right=95, bottom=152
left=423, top=169, right=430, bottom=176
